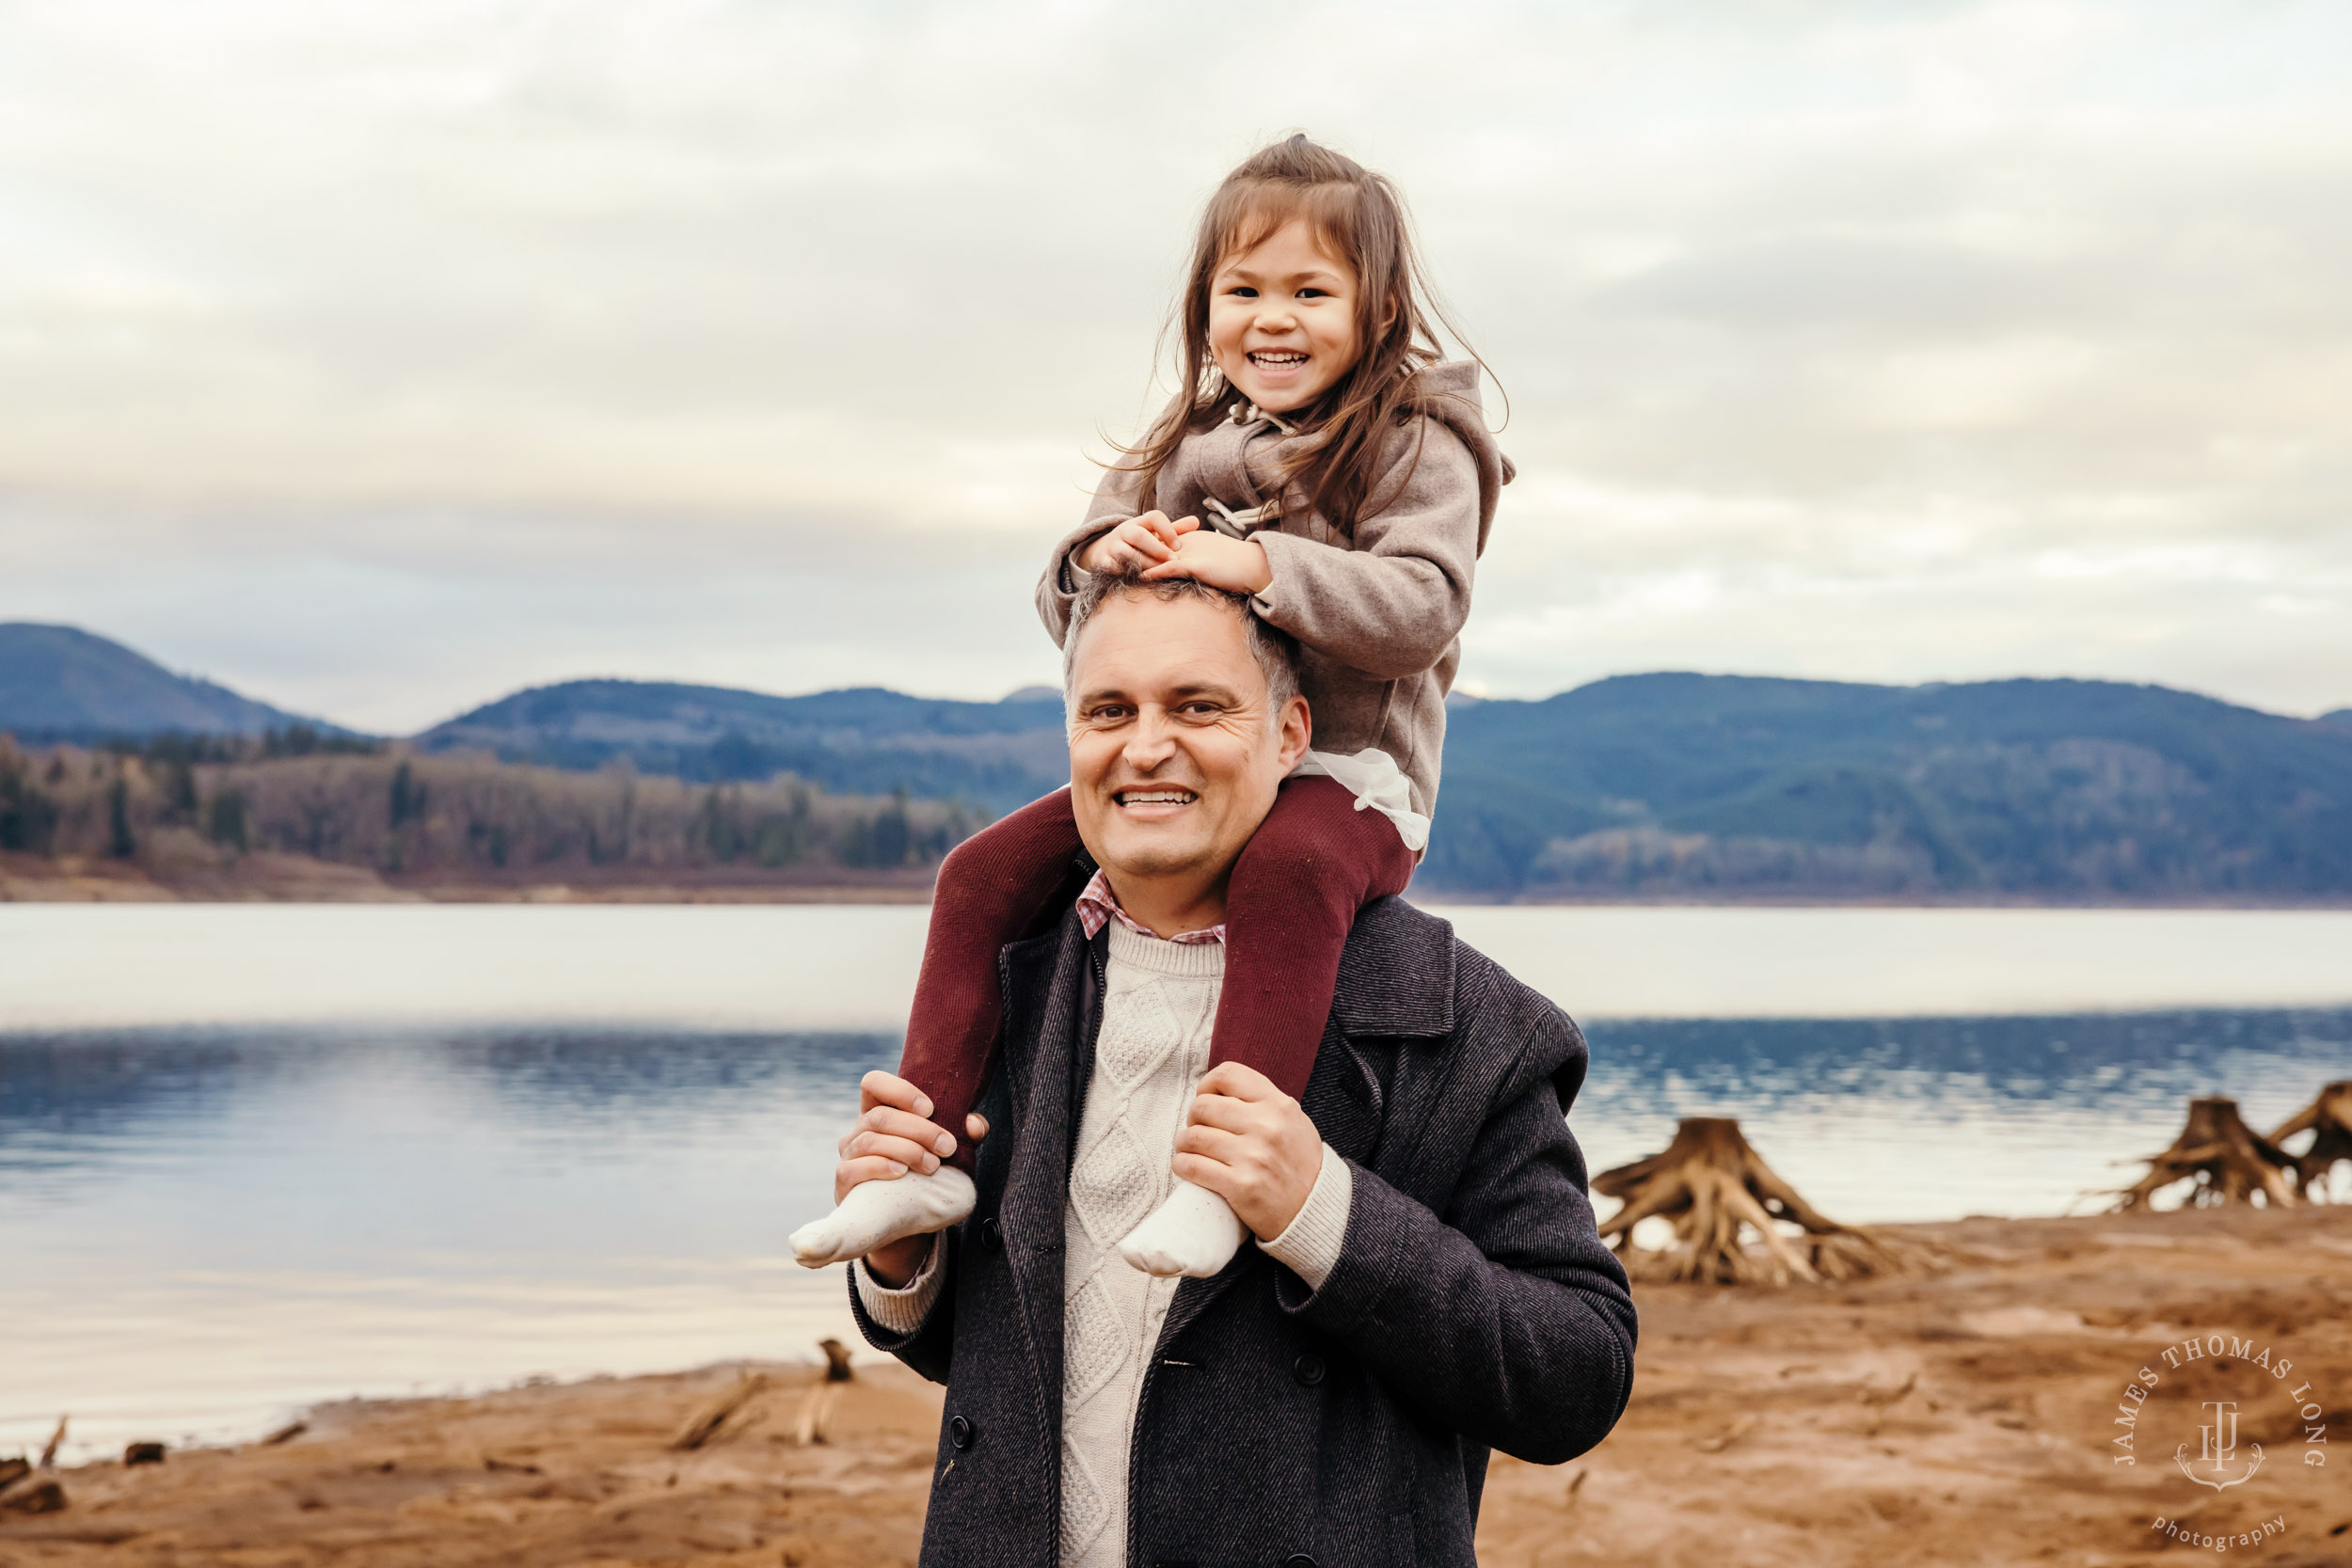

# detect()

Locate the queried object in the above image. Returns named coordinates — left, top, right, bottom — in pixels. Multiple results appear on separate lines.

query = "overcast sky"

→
left=3, top=0, right=2347, bottom=732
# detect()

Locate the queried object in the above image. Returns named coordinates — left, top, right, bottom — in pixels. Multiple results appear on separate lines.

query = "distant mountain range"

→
left=0, top=623, right=337, bottom=738
left=7, top=620, right=2350, bottom=898
left=1427, top=674, right=2352, bottom=898
left=417, top=678, right=1069, bottom=815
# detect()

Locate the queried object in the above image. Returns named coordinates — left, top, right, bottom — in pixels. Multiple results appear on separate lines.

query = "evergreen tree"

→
left=389, top=761, right=419, bottom=827
left=0, top=759, right=60, bottom=853
left=107, top=776, right=136, bottom=858
left=165, top=756, right=199, bottom=822
left=871, top=787, right=913, bottom=867
left=205, top=789, right=249, bottom=853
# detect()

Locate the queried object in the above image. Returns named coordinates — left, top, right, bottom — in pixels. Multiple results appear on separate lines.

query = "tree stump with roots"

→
left=2268, top=1082, right=2352, bottom=1201
left=2113, top=1096, right=2296, bottom=1210
left=1593, top=1117, right=1923, bottom=1286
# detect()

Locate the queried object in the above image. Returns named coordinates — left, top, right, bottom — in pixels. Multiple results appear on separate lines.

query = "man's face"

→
left=1065, top=592, right=1310, bottom=901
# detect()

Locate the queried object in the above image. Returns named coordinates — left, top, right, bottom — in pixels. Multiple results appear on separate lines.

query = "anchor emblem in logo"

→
left=2175, top=1401, right=2265, bottom=1491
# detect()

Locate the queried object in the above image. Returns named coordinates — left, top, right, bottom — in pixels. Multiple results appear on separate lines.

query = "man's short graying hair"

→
left=1061, top=568, right=1301, bottom=723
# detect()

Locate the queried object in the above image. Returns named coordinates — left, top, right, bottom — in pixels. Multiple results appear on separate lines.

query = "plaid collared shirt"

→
left=1073, top=868, right=1227, bottom=945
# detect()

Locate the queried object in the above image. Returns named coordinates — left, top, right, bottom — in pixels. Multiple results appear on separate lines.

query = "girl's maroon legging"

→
left=898, top=775, right=1416, bottom=1171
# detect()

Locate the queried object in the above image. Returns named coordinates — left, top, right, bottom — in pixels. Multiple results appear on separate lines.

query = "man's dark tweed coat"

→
left=849, top=893, right=1637, bottom=1567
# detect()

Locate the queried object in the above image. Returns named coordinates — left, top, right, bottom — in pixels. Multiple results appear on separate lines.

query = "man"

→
left=830, top=570, right=1635, bottom=1567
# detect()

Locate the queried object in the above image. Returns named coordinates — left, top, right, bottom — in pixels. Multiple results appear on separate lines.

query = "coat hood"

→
left=1407, top=359, right=1514, bottom=558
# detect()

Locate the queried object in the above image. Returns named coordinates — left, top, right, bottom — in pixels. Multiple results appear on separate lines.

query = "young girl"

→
left=792, top=134, right=1509, bottom=1277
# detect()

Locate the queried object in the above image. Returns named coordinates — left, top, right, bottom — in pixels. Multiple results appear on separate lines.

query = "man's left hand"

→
left=1171, top=1062, right=1324, bottom=1241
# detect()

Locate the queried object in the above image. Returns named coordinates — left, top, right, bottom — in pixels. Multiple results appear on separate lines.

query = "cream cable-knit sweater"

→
left=856, top=921, right=1354, bottom=1568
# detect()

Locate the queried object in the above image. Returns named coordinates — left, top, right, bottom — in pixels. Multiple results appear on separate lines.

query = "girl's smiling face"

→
left=1208, top=217, right=1362, bottom=414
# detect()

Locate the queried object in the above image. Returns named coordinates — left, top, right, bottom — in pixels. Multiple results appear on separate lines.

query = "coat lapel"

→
left=994, top=914, right=1095, bottom=1428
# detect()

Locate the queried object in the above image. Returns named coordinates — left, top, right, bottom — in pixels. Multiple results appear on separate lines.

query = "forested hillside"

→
left=405, top=670, right=2352, bottom=900
left=0, top=736, right=976, bottom=890
left=9, top=621, right=2351, bottom=901
left=418, top=680, right=1067, bottom=815
left=1425, top=674, right=2352, bottom=898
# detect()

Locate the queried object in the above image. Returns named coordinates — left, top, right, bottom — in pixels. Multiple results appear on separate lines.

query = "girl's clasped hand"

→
left=1077, top=510, right=1274, bottom=596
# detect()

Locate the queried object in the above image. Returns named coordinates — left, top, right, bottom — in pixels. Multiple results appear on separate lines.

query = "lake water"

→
left=5, top=904, right=2349, bottom=1464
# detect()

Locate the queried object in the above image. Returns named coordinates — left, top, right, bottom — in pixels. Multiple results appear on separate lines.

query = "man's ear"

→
left=1276, top=693, right=1312, bottom=772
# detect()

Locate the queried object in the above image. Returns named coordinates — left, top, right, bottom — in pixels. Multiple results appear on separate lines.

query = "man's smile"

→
left=1112, top=786, right=1200, bottom=815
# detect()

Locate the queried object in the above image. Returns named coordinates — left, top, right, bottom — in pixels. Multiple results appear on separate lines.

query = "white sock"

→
left=1117, top=1178, right=1247, bottom=1279
left=789, top=1167, right=977, bottom=1269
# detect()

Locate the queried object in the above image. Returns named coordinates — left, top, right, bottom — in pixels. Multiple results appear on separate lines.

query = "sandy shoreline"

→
left=10, top=850, right=2352, bottom=909
left=7, top=1206, right=2347, bottom=1566
left=0, top=850, right=940, bottom=904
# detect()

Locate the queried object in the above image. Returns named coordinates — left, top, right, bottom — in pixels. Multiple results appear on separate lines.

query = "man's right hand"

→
left=835, top=1070, right=988, bottom=1287
left=1077, top=511, right=1200, bottom=575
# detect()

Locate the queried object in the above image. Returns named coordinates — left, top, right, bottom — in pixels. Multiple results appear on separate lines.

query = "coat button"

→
left=979, top=1216, right=1003, bottom=1252
left=948, top=1415, right=977, bottom=1449
left=1292, top=1353, right=1327, bottom=1387
left=1279, top=1556, right=1319, bottom=1568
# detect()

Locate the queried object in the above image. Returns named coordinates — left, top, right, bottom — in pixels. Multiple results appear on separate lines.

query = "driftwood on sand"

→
left=672, top=1343, right=856, bottom=1453
left=0, top=1480, right=67, bottom=1516
left=2114, top=1096, right=2296, bottom=1210
left=793, top=1340, right=857, bottom=1446
left=1593, top=1117, right=1927, bottom=1285
left=669, top=1372, right=769, bottom=1451
left=2268, top=1081, right=2352, bottom=1200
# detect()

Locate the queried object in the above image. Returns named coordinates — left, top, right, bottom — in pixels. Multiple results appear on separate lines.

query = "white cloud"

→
left=1, top=0, right=2348, bottom=729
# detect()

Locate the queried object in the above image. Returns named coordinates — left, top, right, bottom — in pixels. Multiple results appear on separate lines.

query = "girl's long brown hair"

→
left=1120, top=135, right=1482, bottom=532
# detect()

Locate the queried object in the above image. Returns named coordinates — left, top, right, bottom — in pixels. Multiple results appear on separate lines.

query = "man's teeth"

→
left=1118, top=791, right=1194, bottom=805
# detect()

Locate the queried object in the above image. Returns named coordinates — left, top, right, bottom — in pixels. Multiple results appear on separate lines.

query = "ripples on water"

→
left=1571, top=1008, right=2351, bottom=1219
left=5, top=1009, right=2346, bottom=1461
left=2, top=1026, right=898, bottom=1462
